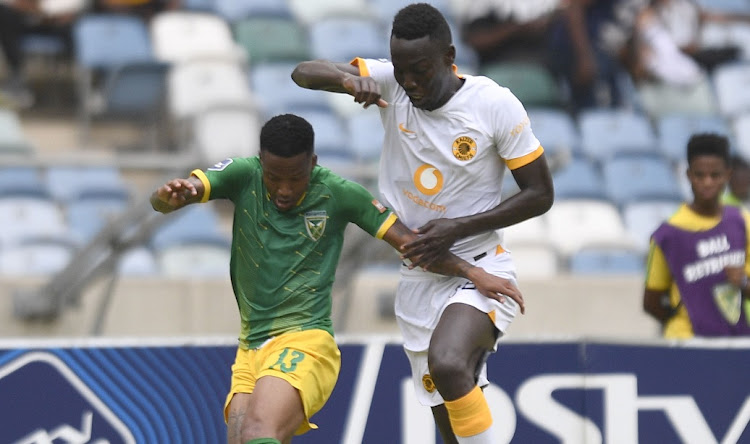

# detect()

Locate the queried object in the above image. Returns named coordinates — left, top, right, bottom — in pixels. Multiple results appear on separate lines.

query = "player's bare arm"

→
left=643, top=288, right=673, bottom=323
left=292, top=60, right=388, bottom=108
left=383, top=218, right=525, bottom=313
left=150, top=176, right=205, bottom=214
left=403, top=154, right=554, bottom=268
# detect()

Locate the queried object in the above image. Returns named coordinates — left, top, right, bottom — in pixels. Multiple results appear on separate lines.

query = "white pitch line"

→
left=342, top=341, right=386, bottom=444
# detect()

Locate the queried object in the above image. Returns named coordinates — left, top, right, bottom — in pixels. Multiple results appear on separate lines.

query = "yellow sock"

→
left=444, top=386, right=493, bottom=437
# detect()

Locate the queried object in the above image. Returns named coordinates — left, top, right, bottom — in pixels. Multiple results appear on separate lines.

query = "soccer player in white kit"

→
left=293, top=3, right=554, bottom=443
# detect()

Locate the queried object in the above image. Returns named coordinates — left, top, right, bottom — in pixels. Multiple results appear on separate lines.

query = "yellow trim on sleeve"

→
left=375, top=213, right=398, bottom=239
left=506, top=145, right=544, bottom=170
left=190, top=169, right=211, bottom=203
left=350, top=57, right=370, bottom=77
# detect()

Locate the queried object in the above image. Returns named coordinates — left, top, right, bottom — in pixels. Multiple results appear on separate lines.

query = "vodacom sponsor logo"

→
left=413, top=164, right=443, bottom=196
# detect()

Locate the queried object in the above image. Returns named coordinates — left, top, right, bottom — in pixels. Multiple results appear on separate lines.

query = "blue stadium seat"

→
left=45, top=166, right=129, bottom=203
left=72, top=14, right=165, bottom=145
left=150, top=204, right=229, bottom=251
left=713, top=62, right=750, bottom=118
left=579, top=109, right=657, bottom=161
left=66, top=196, right=129, bottom=243
left=345, top=111, right=384, bottom=163
left=117, top=246, right=159, bottom=276
left=0, top=167, right=48, bottom=197
left=528, top=108, right=580, bottom=158
left=602, top=152, right=684, bottom=207
left=233, top=16, right=310, bottom=64
left=656, top=114, right=732, bottom=162
left=552, top=156, right=607, bottom=200
left=248, top=62, right=331, bottom=117
left=214, top=0, right=293, bottom=21
left=294, top=108, right=354, bottom=164
left=622, top=199, right=682, bottom=254
left=0, top=237, right=77, bottom=276
left=568, top=247, right=645, bottom=275
left=309, top=16, right=389, bottom=62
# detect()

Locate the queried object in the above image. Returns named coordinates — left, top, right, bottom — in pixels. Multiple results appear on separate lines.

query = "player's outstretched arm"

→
left=383, top=218, right=525, bottom=313
left=150, top=176, right=205, bottom=214
left=292, top=60, right=387, bottom=108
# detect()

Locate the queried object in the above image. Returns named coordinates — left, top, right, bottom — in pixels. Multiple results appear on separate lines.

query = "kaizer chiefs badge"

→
left=422, top=374, right=436, bottom=393
left=452, top=136, right=477, bottom=161
left=304, top=211, right=328, bottom=241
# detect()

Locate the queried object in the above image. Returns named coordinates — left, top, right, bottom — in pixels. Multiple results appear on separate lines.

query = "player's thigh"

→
left=246, top=375, right=306, bottom=439
left=430, top=303, right=496, bottom=365
left=226, top=393, right=251, bottom=444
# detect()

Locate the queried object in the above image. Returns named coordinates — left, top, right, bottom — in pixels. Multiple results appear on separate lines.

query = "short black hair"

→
left=687, top=133, right=730, bottom=166
left=260, top=114, right=314, bottom=157
left=391, top=3, right=451, bottom=47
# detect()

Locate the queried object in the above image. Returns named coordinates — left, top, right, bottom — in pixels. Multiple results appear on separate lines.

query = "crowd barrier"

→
left=1, top=336, right=748, bottom=443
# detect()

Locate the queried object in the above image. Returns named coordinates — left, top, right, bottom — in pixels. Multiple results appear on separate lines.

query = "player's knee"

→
left=428, top=351, right=469, bottom=386
left=239, top=415, right=282, bottom=443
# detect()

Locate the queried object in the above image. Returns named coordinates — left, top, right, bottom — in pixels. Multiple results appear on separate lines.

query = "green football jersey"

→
left=192, top=157, right=396, bottom=349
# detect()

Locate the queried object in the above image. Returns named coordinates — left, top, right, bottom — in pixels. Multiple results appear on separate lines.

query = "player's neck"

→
left=689, top=199, right=722, bottom=217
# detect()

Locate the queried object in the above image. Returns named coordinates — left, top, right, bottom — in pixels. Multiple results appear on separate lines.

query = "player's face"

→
left=687, top=155, right=729, bottom=205
left=390, top=35, right=456, bottom=111
left=260, top=150, right=317, bottom=212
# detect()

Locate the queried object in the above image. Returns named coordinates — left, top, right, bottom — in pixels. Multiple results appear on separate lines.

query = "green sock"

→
left=244, top=439, right=281, bottom=444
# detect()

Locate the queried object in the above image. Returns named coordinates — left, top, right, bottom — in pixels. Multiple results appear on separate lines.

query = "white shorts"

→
left=395, top=249, right=519, bottom=406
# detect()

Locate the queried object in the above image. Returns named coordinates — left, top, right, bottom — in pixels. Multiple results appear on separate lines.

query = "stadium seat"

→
left=66, top=196, right=129, bottom=243
left=233, top=16, right=310, bottom=64
left=552, top=155, right=607, bottom=200
left=0, top=108, right=35, bottom=155
left=713, top=62, right=750, bottom=117
left=732, top=112, right=750, bottom=159
left=117, top=246, right=159, bottom=276
left=602, top=152, right=684, bottom=207
left=167, top=59, right=254, bottom=123
left=527, top=108, right=580, bottom=159
left=656, top=114, right=732, bottom=162
left=181, top=0, right=214, bottom=11
left=578, top=109, right=657, bottom=161
left=150, top=204, right=229, bottom=251
left=636, top=75, right=718, bottom=120
left=480, top=61, right=565, bottom=109
left=156, top=241, right=231, bottom=278
left=150, top=11, right=245, bottom=64
left=368, top=0, right=452, bottom=26
left=568, top=247, right=645, bottom=275
left=502, top=215, right=550, bottom=249
left=0, top=167, right=48, bottom=197
left=72, top=14, right=161, bottom=144
left=545, top=198, right=633, bottom=256
left=288, top=0, right=374, bottom=26
left=345, top=110, right=384, bottom=163
left=191, top=104, right=262, bottom=162
left=0, top=196, right=68, bottom=247
left=248, top=62, right=331, bottom=117
left=294, top=108, right=354, bottom=164
left=45, top=166, right=129, bottom=203
left=0, top=238, right=77, bottom=276
left=694, top=0, right=750, bottom=14
left=622, top=199, right=682, bottom=254
left=309, top=16, right=389, bottom=62
left=214, top=0, right=293, bottom=22
left=509, top=243, right=560, bottom=279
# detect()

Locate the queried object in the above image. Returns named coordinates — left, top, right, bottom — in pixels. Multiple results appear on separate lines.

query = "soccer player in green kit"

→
left=150, top=114, right=524, bottom=444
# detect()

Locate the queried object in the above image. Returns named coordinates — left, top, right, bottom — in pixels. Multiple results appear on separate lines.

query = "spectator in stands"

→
left=643, top=133, right=750, bottom=338
left=292, top=4, right=552, bottom=442
left=546, top=0, right=647, bottom=112
left=92, top=0, right=181, bottom=22
left=0, top=0, right=83, bottom=108
left=459, top=0, right=564, bottom=69
left=723, top=154, right=750, bottom=208
left=150, top=114, right=523, bottom=444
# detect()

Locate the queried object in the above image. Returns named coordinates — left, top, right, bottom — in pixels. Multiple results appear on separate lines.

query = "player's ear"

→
left=443, top=44, right=456, bottom=66
left=311, top=153, right=318, bottom=168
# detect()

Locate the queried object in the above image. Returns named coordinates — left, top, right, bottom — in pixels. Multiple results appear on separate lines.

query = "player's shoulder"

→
left=461, top=75, right=524, bottom=111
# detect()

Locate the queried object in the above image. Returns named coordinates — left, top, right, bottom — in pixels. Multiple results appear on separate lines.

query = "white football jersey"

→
left=355, top=58, right=543, bottom=258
